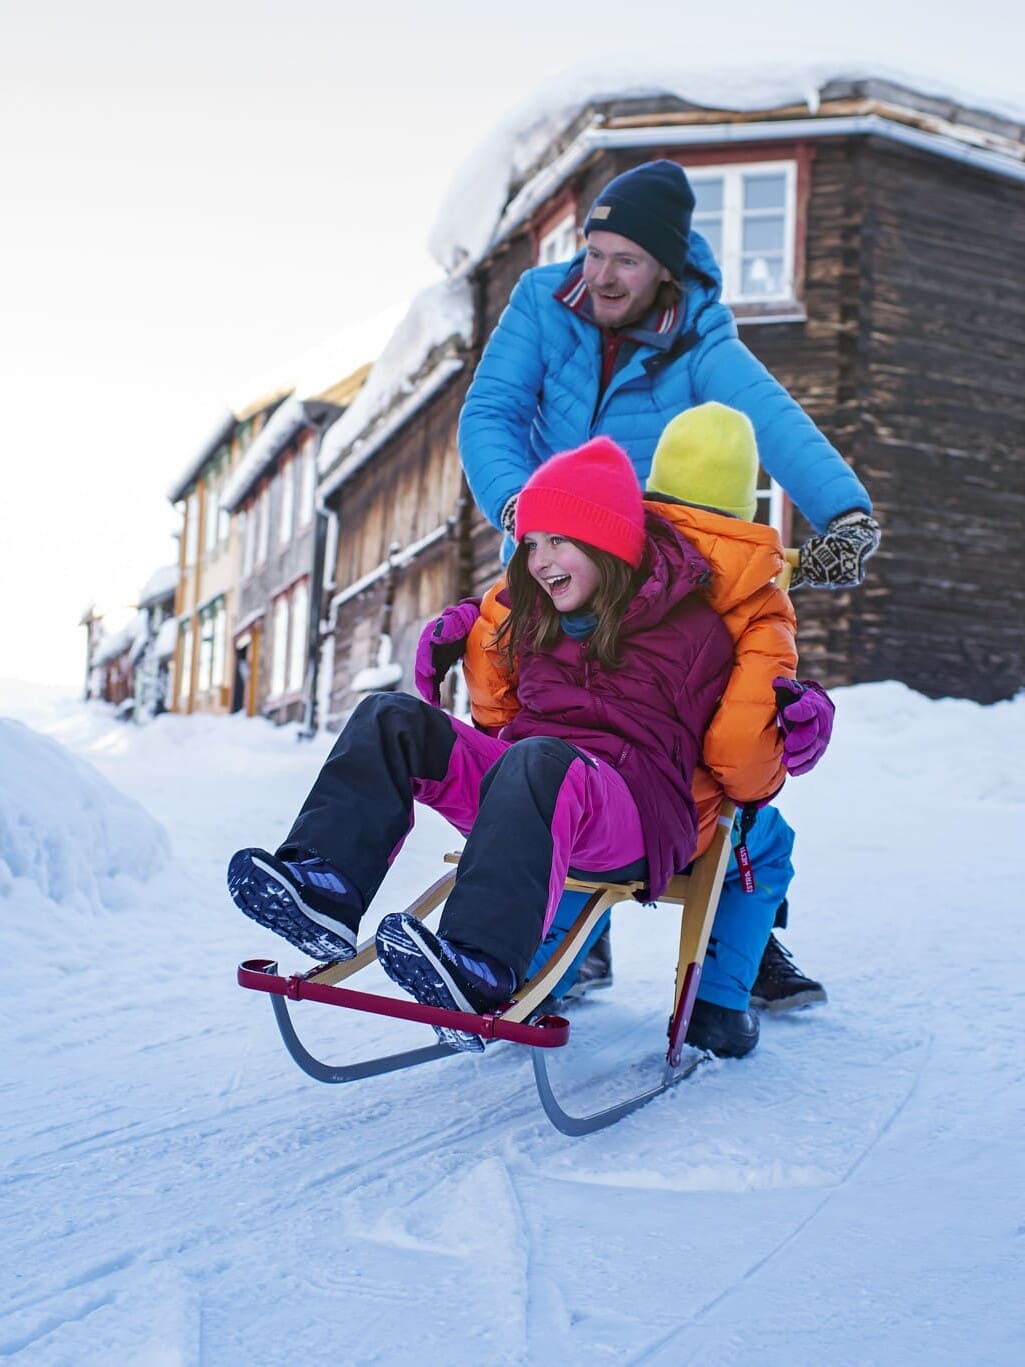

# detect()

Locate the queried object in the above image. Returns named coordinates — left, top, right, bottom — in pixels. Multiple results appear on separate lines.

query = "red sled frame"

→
left=237, top=799, right=737, bottom=1136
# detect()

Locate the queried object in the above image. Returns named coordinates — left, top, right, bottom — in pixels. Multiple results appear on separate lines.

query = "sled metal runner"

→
left=237, top=799, right=737, bottom=1135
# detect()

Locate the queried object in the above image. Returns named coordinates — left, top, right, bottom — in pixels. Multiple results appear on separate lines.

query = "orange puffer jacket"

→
left=462, top=496, right=797, bottom=858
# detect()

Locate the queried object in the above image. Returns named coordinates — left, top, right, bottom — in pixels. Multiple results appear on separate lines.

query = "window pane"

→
left=204, top=481, right=219, bottom=554
left=184, top=493, right=199, bottom=566
left=178, top=625, right=192, bottom=703
left=692, top=178, right=723, bottom=213
left=199, top=611, right=214, bottom=692
left=741, top=255, right=785, bottom=295
left=279, top=461, right=294, bottom=546
left=288, top=581, right=308, bottom=694
left=537, top=213, right=578, bottom=265
left=743, top=173, right=786, bottom=211
left=742, top=215, right=784, bottom=253
left=299, top=447, right=316, bottom=525
left=694, top=218, right=722, bottom=259
left=271, top=597, right=288, bottom=697
left=257, top=488, right=270, bottom=565
left=212, top=602, right=226, bottom=688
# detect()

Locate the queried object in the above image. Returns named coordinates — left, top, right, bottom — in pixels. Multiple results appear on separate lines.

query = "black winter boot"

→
left=750, top=934, right=828, bottom=1012
left=564, top=926, right=614, bottom=998
left=685, top=998, right=759, bottom=1058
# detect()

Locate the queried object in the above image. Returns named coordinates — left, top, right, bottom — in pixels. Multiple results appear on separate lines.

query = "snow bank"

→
left=0, top=718, right=169, bottom=914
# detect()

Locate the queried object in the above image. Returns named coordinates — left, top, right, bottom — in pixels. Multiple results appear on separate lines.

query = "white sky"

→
left=1, top=0, right=1021, bottom=686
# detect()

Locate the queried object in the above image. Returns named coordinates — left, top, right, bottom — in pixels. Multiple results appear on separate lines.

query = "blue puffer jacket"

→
left=459, top=234, right=871, bottom=537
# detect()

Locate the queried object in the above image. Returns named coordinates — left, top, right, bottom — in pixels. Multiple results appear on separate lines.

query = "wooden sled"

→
left=239, top=552, right=797, bottom=1134
left=237, top=798, right=737, bottom=1137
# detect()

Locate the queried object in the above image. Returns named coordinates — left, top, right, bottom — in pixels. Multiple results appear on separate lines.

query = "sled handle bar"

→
left=238, top=959, right=570, bottom=1048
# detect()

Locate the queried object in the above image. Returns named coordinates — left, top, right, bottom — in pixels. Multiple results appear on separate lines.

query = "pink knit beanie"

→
left=514, top=437, right=646, bottom=569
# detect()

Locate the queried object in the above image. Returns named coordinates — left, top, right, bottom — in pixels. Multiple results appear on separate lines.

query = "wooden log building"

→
left=319, top=73, right=1024, bottom=720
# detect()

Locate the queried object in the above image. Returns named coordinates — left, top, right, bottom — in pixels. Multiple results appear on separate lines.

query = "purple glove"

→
left=414, top=599, right=482, bottom=706
left=773, top=677, right=835, bottom=776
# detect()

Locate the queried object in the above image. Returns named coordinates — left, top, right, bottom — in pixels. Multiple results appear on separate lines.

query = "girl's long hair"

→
left=493, top=537, right=642, bottom=670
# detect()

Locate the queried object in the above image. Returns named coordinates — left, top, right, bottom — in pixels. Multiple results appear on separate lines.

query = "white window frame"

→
left=177, top=621, right=193, bottom=704
left=204, top=476, right=220, bottom=555
left=537, top=212, right=579, bottom=265
left=256, top=485, right=270, bottom=567
left=298, top=436, right=316, bottom=529
left=184, top=492, right=199, bottom=567
left=755, top=477, right=787, bottom=535
left=689, top=160, right=798, bottom=307
left=287, top=579, right=308, bottom=695
left=241, top=506, right=255, bottom=580
left=211, top=599, right=227, bottom=688
left=278, top=457, right=295, bottom=549
left=270, top=593, right=289, bottom=699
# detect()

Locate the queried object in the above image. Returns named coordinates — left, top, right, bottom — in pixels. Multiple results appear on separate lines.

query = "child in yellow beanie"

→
left=423, top=402, right=833, bottom=1053
left=648, top=400, right=760, bottom=521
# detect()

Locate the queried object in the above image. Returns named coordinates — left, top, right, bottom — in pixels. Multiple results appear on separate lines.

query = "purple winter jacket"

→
left=500, top=511, right=733, bottom=899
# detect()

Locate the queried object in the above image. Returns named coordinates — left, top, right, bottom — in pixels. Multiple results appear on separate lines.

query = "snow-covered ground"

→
left=2, top=679, right=1023, bottom=1366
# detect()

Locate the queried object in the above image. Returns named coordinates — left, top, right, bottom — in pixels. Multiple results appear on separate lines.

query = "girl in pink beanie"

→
left=228, top=437, right=733, bottom=1052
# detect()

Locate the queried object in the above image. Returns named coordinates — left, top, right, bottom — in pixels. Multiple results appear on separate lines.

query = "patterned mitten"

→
left=790, top=510, right=881, bottom=590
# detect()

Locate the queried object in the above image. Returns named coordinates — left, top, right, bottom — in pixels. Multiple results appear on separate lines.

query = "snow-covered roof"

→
left=217, top=310, right=403, bottom=512
left=317, top=276, right=473, bottom=494
left=91, top=612, right=148, bottom=667
left=136, top=563, right=178, bottom=610
left=153, top=616, right=178, bottom=661
left=220, top=394, right=309, bottom=513
left=221, top=367, right=376, bottom=513
left=428, top=62, right=1025, bottom=273
left=167, top=387, right=297, bottom=506
left=167, top=411, right=235, bottom=504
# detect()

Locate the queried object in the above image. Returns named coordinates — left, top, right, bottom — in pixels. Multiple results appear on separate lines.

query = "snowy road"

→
left=2, top=682, right=1022, bottom=1365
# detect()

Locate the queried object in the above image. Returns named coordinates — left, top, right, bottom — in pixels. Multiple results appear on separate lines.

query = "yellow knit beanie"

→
left=647, top=402, right=759, bottom=521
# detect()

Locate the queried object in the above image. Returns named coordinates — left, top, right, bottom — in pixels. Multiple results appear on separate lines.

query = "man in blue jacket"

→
left=458, top=159, right=880, bottom=1053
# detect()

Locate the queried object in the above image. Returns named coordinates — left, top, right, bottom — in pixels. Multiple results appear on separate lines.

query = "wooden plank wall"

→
left=326, top=376, right=470, bottom=718
left=740, top=140, right=865, bottom=685
left=797, top=138, right=1025, bottom=700
left=337, top=137, right=1023, bottom=708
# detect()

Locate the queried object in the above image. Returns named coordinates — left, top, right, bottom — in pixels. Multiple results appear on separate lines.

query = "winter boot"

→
left=564, top=926, right=614, bottom=999
left=376, top=912, right=516, bottom=1054
left=685, top=998, right=759, bottom=1059
left=750, top=934, right=828, bottom=1012
left=227, top=848, right=361, bottom=961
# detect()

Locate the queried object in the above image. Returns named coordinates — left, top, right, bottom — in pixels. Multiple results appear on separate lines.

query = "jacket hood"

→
left=645, top=496, right=785, bottom=616
left=623, top=508, right=713, bottom=633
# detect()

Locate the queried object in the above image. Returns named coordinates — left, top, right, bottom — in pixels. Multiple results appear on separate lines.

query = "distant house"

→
left=89, top=614, right=146, bottom=717
left=220, top=364, right=370, bottom=727
left=325, top=71, right=1023, bottom=706
left=133, top=564, right=179, bottom=721
left=168, top=388, right=291, bottom=715
left=316, top=279, right=475, bottom=725
left=84, top=565, right=178, bottom=720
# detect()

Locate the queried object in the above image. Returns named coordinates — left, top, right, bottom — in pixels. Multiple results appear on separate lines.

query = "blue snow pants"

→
left=528, top=805, right=796, bottom=1010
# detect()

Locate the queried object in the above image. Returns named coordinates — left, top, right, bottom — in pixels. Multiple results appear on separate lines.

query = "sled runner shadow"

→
left=238, top=797, right=737, bottom=1137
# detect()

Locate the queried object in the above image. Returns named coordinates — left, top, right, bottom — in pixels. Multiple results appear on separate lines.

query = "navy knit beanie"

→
left=583, top=159, right=695, bottom=279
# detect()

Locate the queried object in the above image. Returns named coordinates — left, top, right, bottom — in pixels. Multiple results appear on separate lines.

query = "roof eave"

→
left=488, top=98, right=1025, bottom=260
